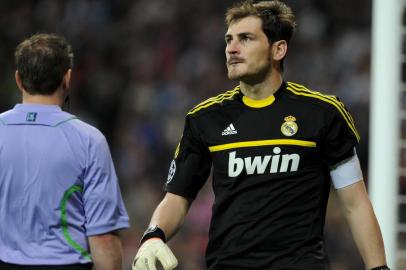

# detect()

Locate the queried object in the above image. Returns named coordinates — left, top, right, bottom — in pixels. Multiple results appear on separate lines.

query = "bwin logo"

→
left=228, top=147, right=300, bottom=177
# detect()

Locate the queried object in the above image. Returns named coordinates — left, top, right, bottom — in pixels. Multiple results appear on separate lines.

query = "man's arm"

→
left=149, top=192, right=191, bottom=239
left=336, top=180, right=387, bottom=269
left=133, top=192, right=191, bottom=270
left=88, top=232, right=123, bottom=270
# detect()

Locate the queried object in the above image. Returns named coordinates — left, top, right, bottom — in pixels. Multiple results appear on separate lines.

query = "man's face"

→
left=225, top=16, right=272, bottom=82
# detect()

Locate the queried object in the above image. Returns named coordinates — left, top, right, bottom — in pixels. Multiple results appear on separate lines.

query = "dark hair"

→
left=225, top=1, right=296, bottom=70
left=15, top=33, right=74, bottom=95
left=226, top=0, right=296, bottom=44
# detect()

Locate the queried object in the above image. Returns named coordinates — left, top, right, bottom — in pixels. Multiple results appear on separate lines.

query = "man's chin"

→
left=227, top=71, right=244, bottom=81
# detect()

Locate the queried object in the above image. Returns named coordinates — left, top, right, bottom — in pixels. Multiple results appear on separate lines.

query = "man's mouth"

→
left=228, top=60, right=244, bottom=65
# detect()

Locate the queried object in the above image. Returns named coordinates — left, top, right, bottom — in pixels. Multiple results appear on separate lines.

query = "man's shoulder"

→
left=64, top=117, right=106, bottom=143
left=186, top=86, right=241, bottom=119
left=285, top=81, right=360, bottom=141
left=0, top=106, right=106, bottom=143
left=0, top=105, right=76, bottom=127
left=0, top=109, right=13, bottom=125
left=285, top=81, right=348, bottom=113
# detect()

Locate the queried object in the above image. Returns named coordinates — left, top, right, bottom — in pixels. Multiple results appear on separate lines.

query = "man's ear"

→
left=271, top=40, right=288, bottom=61
left=63, top=69, right=72, bottom=90
left=15, top=70, right=25, bottom=93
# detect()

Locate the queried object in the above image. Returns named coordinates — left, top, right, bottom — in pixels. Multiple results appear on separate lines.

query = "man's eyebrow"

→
left=238, top=32, right=255, bottom=37
left=225, top=32, right=256, bottom=38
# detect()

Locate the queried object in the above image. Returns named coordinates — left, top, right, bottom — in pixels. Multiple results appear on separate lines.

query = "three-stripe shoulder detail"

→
left=187, top=86, right=240, bottom=115
left=286, top=82, right=360, bottom=142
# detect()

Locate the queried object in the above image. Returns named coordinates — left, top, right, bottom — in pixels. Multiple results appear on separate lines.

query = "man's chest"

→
left=196, top=106, right=326, bottom=178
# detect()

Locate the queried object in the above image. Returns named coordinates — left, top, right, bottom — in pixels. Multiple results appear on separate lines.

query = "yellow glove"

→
left=132, top=238, right=178, bottom=270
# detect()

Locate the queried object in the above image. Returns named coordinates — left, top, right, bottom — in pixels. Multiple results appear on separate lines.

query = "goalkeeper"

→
left=133, top=1, right=389, bottom=269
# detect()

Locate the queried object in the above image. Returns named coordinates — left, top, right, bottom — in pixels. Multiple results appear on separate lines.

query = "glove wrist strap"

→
left=140, top=225, right=166, bottom=245
left=370, top=265, right=390, bottom=270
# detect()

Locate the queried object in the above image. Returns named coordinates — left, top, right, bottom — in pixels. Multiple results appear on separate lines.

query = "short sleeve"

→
left=164, top=116, right=212, bottom=199
left=83, top=135, right=130, bottom=236
left=320, top=103, right=360, bottom=167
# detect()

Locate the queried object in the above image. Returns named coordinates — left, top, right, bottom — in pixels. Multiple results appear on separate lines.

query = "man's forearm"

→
left=337, top=182, right=387, bottom=269
left=345, top=200, right=386, bottom=268
left=88, top=232, right=123, bottom=270
left=148, top=192, right=191, bottom=241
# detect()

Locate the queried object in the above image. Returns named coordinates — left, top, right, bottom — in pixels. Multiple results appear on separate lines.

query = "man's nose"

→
left=226, top=40, right=239, bottom=55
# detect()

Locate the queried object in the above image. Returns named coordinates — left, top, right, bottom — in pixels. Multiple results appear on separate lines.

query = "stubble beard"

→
left=227, top=63, right=272, bottom=84
left=227, top=67, right=242, bottom=81
left=227, top=63, right=251, bottom=81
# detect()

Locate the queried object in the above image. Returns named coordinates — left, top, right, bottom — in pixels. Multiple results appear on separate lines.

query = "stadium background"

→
left=0, top=0, right=375, bottom=269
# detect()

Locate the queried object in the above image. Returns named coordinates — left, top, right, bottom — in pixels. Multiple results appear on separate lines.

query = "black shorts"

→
left=0, top=261, right=92, bottom=270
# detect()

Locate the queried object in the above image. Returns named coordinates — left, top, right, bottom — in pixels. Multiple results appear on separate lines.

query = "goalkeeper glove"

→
left=132, top=226, right=178, bottom=270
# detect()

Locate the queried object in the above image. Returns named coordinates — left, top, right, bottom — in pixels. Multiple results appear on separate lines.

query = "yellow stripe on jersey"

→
left=187, top=87, right=240, bottom=115
left=287, top=82, right=357, bottom=128
left=193, top=87, right=239, bottom=108
left=174, top=142, right=180, bottom=159
left=287, top=82, right=358, bottom=133
left=209, top=139, right=316, bottom=152
left=286, top=82, right=360, bottom=142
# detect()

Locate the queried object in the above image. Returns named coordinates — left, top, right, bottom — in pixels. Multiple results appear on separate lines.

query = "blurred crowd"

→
left=0, top=0, right=381, bottom=269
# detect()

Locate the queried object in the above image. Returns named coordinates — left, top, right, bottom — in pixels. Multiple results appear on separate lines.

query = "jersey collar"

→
left=241, top=81, right=285, bottom=108
left=242, top=94, right=275, bottom=108
left=14, top=103, right=62, bottom=112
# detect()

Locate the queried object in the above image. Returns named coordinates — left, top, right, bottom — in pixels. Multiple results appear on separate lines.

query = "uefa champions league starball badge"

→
left=167, top=160, right=176, bottom=184
left=281, top=115, right=298, bottom=136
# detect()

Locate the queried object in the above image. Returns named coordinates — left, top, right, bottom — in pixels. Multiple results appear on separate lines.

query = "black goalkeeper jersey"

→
left=165, top=81, right=359, bottom=270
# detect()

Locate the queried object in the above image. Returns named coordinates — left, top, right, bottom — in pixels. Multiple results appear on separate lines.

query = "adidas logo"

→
left=221, top=123, right=237, bottom=136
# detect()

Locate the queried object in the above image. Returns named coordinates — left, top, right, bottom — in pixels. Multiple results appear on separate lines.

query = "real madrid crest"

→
left=281, top=115, right=298, bottom=136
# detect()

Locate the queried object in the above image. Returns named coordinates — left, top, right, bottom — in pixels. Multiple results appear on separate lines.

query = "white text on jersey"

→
left=228, top=147, right=300, bottom=177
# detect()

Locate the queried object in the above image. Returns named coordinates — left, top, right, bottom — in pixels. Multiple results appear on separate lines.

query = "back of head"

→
left=225, top=0, right=296, bottom=45
left=15, top=33, right=74, bottom=95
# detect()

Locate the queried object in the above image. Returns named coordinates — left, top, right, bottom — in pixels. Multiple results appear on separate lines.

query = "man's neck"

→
left=22, top=90, right=64, bottom=107
left=240, top=72, right=283, bottom=100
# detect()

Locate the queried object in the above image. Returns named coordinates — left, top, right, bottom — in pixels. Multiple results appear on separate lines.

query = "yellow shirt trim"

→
left=242, top=95, right=276, bottom=108
left=187, top=89, right=240, bottom=115
left=209, top=139, right=316, bottom=152
left=286, top=83, right=360, bottom=142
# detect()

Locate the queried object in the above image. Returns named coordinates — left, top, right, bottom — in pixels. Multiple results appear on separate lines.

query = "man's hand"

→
left=132, top=238, right=178, bottom=270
